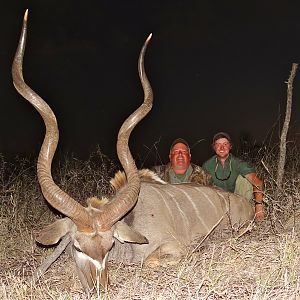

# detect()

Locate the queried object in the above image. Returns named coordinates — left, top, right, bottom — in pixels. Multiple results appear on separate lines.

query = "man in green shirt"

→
left=152, top=138, right=211, bottom=185
left=202, top=132, right=264, bottom=221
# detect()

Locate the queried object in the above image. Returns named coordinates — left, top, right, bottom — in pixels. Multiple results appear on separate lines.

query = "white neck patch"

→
left=76, top=251, right=108, bottom=271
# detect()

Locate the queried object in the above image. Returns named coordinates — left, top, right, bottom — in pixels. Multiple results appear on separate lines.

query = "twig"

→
left=191, top=215, right=224, bottom=253
left=276, top=63, right=298, bottom=192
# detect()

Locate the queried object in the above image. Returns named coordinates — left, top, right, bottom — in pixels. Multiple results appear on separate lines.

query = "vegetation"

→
left=0, top=143, right=300, bottom=300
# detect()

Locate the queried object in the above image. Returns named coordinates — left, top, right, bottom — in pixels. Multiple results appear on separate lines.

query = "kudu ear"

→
left=114, top=221, right=148, bottom=244
left=36, top=218, right=74, bottom=245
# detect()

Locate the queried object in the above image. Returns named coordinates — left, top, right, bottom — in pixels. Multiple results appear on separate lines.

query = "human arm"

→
left=244, top=172, right=264, bottom=221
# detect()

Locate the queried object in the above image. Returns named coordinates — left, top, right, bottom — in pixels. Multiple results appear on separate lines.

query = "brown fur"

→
left=86, top=196, right=109, bottom=209
left=110, top=169, right=166, bottom=192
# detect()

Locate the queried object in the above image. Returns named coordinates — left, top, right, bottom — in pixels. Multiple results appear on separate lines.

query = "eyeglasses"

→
left=214, top=157, right=232, bottom=181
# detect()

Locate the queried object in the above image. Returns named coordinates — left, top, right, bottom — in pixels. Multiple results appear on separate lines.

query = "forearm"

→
left=245, top=173, right=263, bottom=201
left=245, top=172, right=264, bottom=220
left=253, top=183, right=263, bottom=202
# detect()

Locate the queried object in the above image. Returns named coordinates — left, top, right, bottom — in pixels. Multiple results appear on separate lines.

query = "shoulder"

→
left=202, top=155, right=215, bottom=165
left=150, top=163, right=170, bottom=179
left=202, top=156, right=216, bottom=169
left=151, top=164, right=166, bottom=173
left=191, top=163, right=205, bottom=171
left=231, top=154, right=255, bottom=174
left=230, top=154, right=250, bottom=166
left=190, top=163, right=213, bottom=185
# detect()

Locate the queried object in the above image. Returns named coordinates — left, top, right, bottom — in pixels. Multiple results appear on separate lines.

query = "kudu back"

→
left=12, top=10, right=255, bottom=295
left=109, top=175, right=255, bottom=265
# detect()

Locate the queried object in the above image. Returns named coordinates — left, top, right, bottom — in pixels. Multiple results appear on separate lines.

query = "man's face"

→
left=213, top=138, right=232, bottom=159
left=169, top=142, right=191, bottom=174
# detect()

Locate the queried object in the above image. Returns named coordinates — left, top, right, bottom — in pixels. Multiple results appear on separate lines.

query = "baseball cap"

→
left=170, top=138, right=190, bottom=152
left=212, top=132, right=232, bottom=144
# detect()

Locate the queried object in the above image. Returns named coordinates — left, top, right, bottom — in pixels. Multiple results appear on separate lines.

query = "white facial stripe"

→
left=76, top=251, right=103, bottom=270
left=102, top=253, right=108, bottom=270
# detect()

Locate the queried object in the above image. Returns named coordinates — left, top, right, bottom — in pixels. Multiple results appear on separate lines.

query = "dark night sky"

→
left=1, top=1, right=300, bottom=167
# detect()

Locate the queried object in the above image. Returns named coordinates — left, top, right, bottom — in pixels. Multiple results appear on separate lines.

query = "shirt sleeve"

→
left=235, top=157, right=256, bottom=176
left=202, top=161, right=208, bottom=172
left=202, top=157, right=215, bottom=176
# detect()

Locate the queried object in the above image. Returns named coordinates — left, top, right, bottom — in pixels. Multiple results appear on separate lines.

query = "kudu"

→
left=13, top=10, right=255, bottom=295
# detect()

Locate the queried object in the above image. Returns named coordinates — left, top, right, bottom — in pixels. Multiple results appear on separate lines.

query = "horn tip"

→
left=24, top=9, right=29, bottom=22
left=146, top=33, right=152, bottom=43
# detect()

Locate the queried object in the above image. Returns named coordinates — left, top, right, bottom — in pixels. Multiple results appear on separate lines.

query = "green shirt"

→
left=168, top=164, right=194, bottom=184
left=202, top=154, right=255, bottom=192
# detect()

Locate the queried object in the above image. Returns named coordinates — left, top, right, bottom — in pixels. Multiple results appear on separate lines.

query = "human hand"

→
left=255, top=204, right=264, bottom=221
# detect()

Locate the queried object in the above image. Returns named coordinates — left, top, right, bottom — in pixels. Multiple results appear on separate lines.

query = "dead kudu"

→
left=13, top=10, right=255, bottom=295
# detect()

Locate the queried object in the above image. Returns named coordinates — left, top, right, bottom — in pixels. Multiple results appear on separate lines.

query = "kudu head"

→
left=12, top=10, right=152, bottom=293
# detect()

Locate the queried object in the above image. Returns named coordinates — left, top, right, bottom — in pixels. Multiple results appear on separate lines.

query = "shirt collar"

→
left=168, top=164, right=193, bottom=183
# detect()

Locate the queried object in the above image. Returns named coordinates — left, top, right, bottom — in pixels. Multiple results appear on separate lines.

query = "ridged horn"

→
left=96, top=34, right=153, bottom=229
left=12, top=10, right=92, bottom=229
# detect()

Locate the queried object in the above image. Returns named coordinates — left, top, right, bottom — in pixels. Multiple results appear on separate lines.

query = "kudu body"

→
left=12, top=11, right=254, bottom=295
left=108, top=174, right=254, bottom=265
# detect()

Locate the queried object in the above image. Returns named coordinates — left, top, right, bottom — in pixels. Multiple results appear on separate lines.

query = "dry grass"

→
left=1, top=144, right=300, bottom=299
left=1, top=227, right=300, bottom=299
